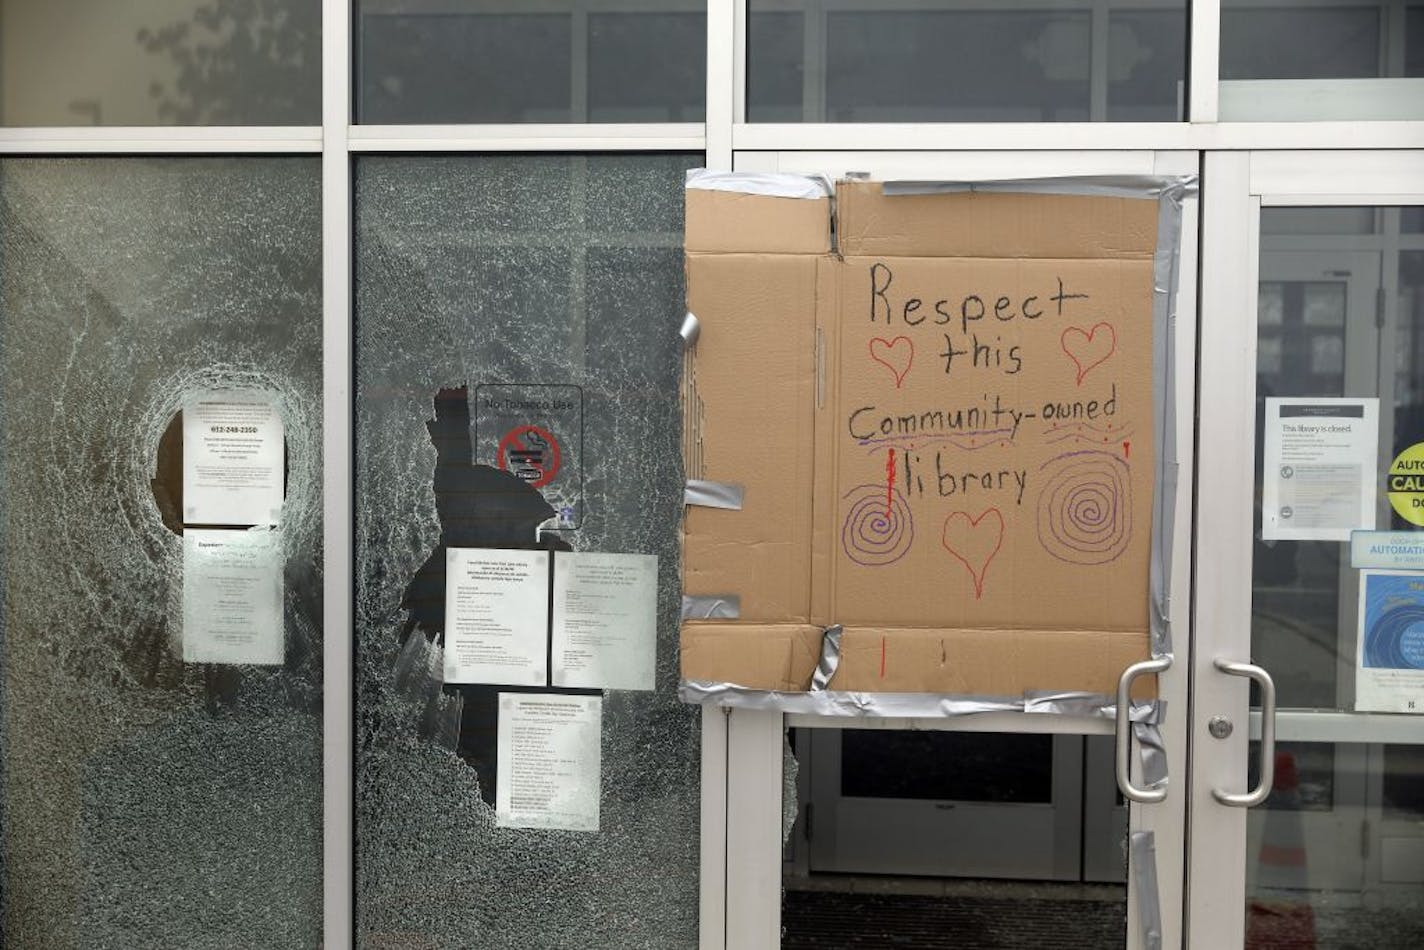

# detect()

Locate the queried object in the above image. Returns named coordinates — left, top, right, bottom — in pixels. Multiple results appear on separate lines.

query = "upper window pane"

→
left=747, top=1, right=1187, bottom=122
left=1219, top=1, right=1424, bottom=120
left=0, top=0, right=320, bottom=126
left=356, top=1, right=707, bottom=123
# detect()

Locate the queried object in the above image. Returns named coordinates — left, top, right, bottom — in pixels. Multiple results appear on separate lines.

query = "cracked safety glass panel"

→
left=354, top=153, right=702, bottom=948
left=0, top=159, right=324, bottom=947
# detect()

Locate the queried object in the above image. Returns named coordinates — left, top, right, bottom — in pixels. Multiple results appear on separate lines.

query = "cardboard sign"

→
left=680, top=180, right=1165, bottom=697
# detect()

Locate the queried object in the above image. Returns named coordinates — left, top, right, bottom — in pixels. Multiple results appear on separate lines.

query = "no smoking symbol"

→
left=497, top=424, right=562, bottom=489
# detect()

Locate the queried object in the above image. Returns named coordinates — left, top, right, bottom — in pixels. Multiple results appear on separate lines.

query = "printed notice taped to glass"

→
left=444, top=547, right=549, bottom=686
left=496, top=693, right=601, bottom=831
left=182, top=391, right=284, bottom=526
left=1356, top=570, right=1424, bottom=713
left=182, top=528, right=284, bottom=665
left=551, top=552, right=658, bottom=691
left=1351, top=530, right=1424, bottom=571
left=1262, top=398, right=1378, bottom=541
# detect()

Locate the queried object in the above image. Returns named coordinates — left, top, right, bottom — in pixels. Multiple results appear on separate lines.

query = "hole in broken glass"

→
left=397, top=385, right=597, bottom=805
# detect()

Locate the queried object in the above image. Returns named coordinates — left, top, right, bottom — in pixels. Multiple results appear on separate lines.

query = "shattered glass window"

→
left=0, top=158, right=324, bottom=947
left=354, top=153, right=703, bottom=948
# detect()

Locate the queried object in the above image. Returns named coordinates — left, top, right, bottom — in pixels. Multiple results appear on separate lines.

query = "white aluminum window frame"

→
left=0, top=2, right=1418, bottom=948
left=1192, top=148, right=1424, bottom=950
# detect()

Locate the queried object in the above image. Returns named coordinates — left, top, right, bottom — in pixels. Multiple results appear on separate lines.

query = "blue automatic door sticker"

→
left=1361, top=573, right=1424, bottom=670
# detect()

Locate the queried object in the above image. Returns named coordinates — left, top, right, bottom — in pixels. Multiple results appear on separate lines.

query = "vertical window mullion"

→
left=321, top=0, right=355, bottom=946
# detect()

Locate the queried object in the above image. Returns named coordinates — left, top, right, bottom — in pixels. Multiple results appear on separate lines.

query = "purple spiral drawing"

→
left=841, top=483, right=915, bottom=567
left=1036, top=451, right=1132, bottom=565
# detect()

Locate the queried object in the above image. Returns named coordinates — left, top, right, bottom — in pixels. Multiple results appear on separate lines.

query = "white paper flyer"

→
left=551, top=552, right=658, bottom=691
left=182, top=391, right=285, bottom=526
left=1262, top=398, right=1378, bottom=541
left=182, top=528, right=284, bottom=665
left=443, top=547, right=549, bottom=686
left=496, top=693, right=602, bottom=832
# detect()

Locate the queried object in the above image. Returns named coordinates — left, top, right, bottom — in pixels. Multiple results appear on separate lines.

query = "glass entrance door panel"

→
left=1194, top=157, right=1424, bottom=949
left=1247, top=211, right=1424, bottom=946
left=731, top=149, right=1199, bottom=950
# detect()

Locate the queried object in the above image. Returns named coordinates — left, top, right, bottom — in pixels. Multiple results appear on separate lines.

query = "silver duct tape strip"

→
left=1130, top=831, right=1164, bottom=950
left=882, top=176, right=1199, bottom=200
left=809, top=625, right=844, bottom=691
left=686, top=168, right=831, bottom=199
left=1148, top=177, right=1195, bottom=663
left=1135, top=720, right=1170, bottom=788
left=1026, top=693, right=1167, bottom=786
left=1024, top=691, right=1162, bottom=724
left=682, top=681, right=1165, bottom=723
left=681, top=594, right=741, bottom=620
left=681, top=681, right=1168, bottom=782
left=684, top=479, right=744, bottom=510
left=680, top=311, right=700, bottom=347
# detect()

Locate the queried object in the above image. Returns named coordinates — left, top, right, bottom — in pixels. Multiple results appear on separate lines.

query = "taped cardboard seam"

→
left=686, top=168, right=831, bottom=200
left=680, top=311, right=700, bottom=347
left=682, top=345, right=704, bottom=480
left=809, top=624, right=843, bottom=691
left=681, top=594, right=741, bottom=620
left=1130, top=831, right=1164, bottom=950
left=681, top=623, right=1156, bottom=697
left=679, top=679, right=1164, bottom=725
left=684, top=479, right=744, bottom=510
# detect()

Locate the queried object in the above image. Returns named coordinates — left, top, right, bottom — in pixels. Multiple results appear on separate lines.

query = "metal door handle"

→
left=1211, top=658, right=1276, bottom=807
left=1115, top=657, right=1171, bottom=804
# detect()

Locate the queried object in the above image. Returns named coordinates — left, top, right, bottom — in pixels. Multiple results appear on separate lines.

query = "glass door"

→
left=1192, top=151, right=1424, bottom=949
left=727, top=149, right=1199, bottom=950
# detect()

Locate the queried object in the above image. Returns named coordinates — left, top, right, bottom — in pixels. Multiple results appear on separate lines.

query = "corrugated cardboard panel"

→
left=809, top=254, right=840, bottom=626
left=679, top=623, right=1156, bottom=698
left=685, top=189, right=831, bottom=254
left=823, top=254, right=1154, bottom=631
left=683, top=252, right=820, bottom=621
left=832, top=627, right=1156, bottom=698
left=680, top=622, right=823, bottom=692
left=837, top=181, right=1158, bottom=260
left=680, top=178, right=1166, bottom=698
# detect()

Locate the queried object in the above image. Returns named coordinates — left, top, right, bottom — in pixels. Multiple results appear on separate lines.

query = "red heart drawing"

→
left=942, top=508, right=1004, bottom=600
left=869, top=336, right=914, bottom=388
left=1060, top=322, right=1117, bottom=385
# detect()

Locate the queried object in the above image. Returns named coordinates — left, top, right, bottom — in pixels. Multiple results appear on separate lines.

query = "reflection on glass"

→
left=785, top=730, right=1126, bottom=945
left=1382, top=745, right=1424, bottom=816
left=783, top=888, right=1128, bottom=947
left=0, top=158, right=324, bottom=946
left=1219, top=2, right=1424, bottom=120
left=354, top=154, right=701, bottom=948
left=0, top=0, right=320, bottom=125
left=588, top=14, right=706, bottom=121
left=841, top=731, right=1053, bottom=802
left=1222, top=4, right=1383, bottom=80
left=356, top=1, right=707, bottom=123
left=747, top=0, right=1187, bottom=122
left=1246, top=744, right=1424, bottom=947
